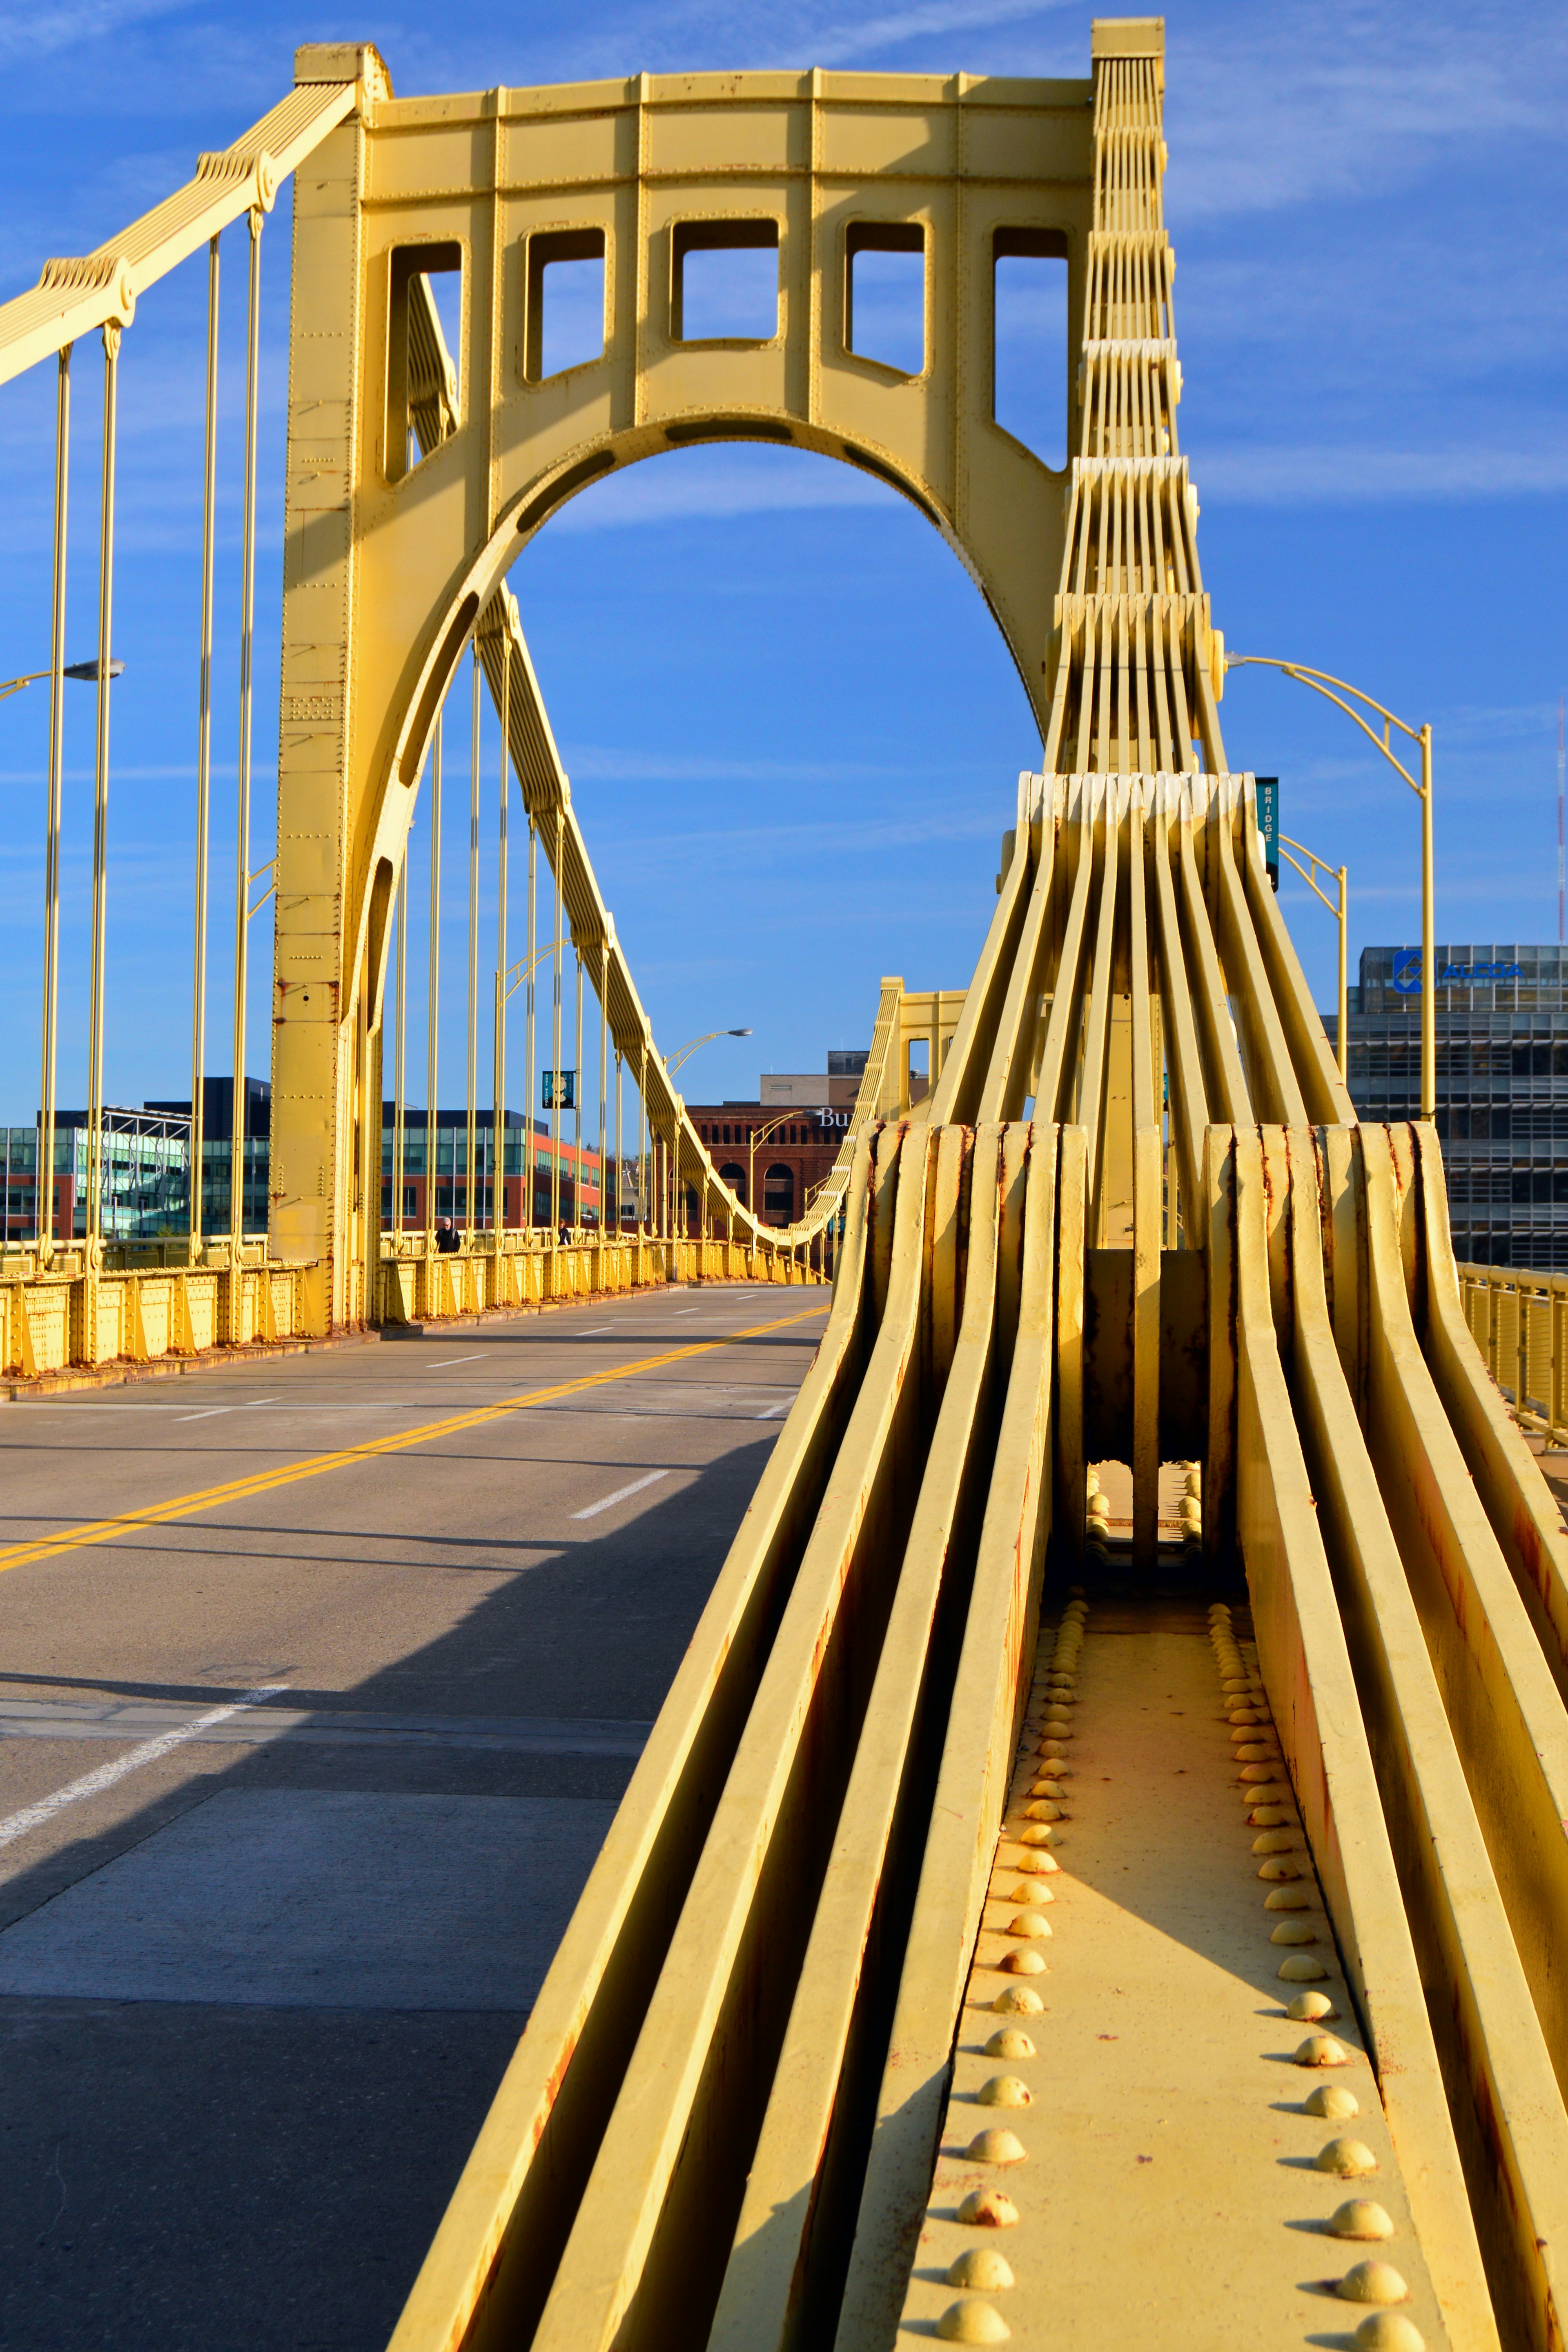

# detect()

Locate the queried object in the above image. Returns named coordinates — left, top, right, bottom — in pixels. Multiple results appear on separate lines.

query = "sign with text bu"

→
left=542, top=1070, right=576, bottom=1110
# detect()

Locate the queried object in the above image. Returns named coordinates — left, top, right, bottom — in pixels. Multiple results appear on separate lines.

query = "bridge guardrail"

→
left=1, top=1254, right=318, bottom=1382
left=1457, top=1262, right=1568, bottom=1444
left=1, top=1236, right=821, bottom=1386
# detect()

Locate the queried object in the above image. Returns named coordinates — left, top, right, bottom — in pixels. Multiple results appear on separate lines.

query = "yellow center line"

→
left=0, top=1304, right=829, bottom=1578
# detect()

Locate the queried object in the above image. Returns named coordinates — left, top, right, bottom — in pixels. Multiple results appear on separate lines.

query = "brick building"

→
left=684, top=1099, right=850, bottom=1227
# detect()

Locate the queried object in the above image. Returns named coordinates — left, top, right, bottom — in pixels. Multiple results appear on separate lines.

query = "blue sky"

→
left=0, top=0, right=1563, bottom=1125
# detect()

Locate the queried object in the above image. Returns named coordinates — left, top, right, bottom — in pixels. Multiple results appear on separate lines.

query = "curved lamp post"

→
left=748, top=1108, right=794, bottom=1227
left=1278, top=834, right=1348, bottom=1081
left=1227, top=654, right=1433, bottom=1119
left=666, top=1026, right=752, bottom=1077
left=9, top=656, right=125, bottom=1262
left=496, top=936, right=564, bottom=1232
left=0, top=655, right=124, bottom=701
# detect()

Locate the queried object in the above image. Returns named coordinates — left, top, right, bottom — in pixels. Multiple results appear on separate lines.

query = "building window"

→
left=764, top=1162, right=794, bottom=1220
left=719, top=1162, right=747, bottom=1204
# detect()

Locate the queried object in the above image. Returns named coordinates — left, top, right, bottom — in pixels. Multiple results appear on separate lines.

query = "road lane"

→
left=0, top=1291, right=826, bottom=1571
left=0, top=1282, right=829, bottom=2352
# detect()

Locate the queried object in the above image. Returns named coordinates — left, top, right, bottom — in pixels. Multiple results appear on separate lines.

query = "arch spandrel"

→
left=272, top=63, right=1093, bottom=1309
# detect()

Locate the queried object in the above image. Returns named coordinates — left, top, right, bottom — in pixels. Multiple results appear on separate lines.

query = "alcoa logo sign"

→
left=1392, top=950, right=1523, bottom=995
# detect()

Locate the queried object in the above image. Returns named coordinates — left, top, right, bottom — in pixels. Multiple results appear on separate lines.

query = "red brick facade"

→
left=684, top=1101, right=848, bottom=1227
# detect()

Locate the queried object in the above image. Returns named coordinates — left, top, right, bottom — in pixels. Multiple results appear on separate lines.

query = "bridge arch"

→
left=270, top=60, right=1095, bottom=1315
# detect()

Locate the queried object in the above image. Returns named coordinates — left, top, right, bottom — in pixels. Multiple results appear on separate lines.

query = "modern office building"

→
left=2, top=1124, right=57, bottom=1244
left=146, top=1077, right=270, bottom=1237
left=2, top=1084, right=604, bottom=1246
left=3, top=1107, right=193, bottom=1244
left=1331, top=944, right=1568, bottom=1271
left=379, top=1108, right=602, bottom=1231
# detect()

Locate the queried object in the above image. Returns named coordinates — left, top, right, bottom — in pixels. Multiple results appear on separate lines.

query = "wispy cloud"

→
left=570, top=746, right=903, bottom=785
left=1192, top=440, right=1568, bottom=505
left=1167, top=2, right=1568, bottom=225
left=545, top=447, right=889, bottom=533
left=808, top=0, right=1074, bottom=66
left=586, top=803, right=1005, bottom=866
left=0, top=0, right=200, bottom=62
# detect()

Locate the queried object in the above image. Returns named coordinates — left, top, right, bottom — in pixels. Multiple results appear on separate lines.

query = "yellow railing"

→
left=1, top=1251, right=318, bottom=1382
left=378, top=1231, right=817, bottom=1326
left=0, top=1233, right=822, bottom=1386
left=1458, top=1262, right=1568, bottom=1445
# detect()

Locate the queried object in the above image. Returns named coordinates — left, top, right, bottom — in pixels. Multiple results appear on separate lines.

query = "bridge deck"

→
left=0, top=1286, right=827, bottom=2351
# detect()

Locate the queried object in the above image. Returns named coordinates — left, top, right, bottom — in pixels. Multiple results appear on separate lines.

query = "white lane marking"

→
left=571, top=1468, right=670, bottom=1521
left=755, top=1402, right=790, bottom=1418
left=426, top=1353, right=490, bottom=1369
left=575, top=1326, right=612, bottom=1336
left=0, top=1685, right=288, bottom=1854
left=78, top=1398, right=481, bottom=1413
left=174, top=1396, right=278, bottom=1423
left=673, top=1309, right=700, bottom=1318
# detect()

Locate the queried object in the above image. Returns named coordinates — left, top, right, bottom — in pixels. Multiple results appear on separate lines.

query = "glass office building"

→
left=1332, top=945, right=1568, bottom=1272
left=2, top=1111, right=192, bottom=1244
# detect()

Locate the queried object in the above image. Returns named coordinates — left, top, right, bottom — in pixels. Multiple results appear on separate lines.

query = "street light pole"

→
left=1279, top=834, right=1348, bottom=1081
left=1420, top=720, right=1434, bottom=1124
left=1226, top=655, right=1434, bottom=1119
left=748, top=1110, right=793, bottom=1231
left=9, top=645, right=126, bottom=1259
left=660, top=1030, right=751, bottom=1254
left=0, top=656, right=124, bottom=702
left=666, top=1026, right=753, bottom=1078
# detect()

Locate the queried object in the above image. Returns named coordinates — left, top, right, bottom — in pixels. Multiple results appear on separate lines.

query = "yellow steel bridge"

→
left=1, top=18, right=1565, bottom=2352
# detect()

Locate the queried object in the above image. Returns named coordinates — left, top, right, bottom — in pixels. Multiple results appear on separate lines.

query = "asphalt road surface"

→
left=0, top=1281, right=829, bottom=2352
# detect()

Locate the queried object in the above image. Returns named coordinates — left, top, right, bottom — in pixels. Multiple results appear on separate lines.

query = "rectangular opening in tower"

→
left=670, top=219, right=780, bottom=342
left=844, top=221, right=926, bottom=375
left=385, top=241, right=463, bottom=483
left=524, top=227, right=607, bottom=381
left=993, top=227, right=1069, bottom=469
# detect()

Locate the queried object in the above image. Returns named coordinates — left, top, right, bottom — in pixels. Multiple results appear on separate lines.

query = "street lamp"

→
left=1278, top=834, right=1349, bottom=1081
left=13, top=654, right=126, bottom=1264
left=1226, top=655, right=1434, bottom=1119
left=659, top=1036, right=753, bottom=1238
left=497, top=936, right=566, bottom=1012
left=747, top=1109, right=794, bottom=1228
left=0, top=657, right=124, bottom=701
left=666, top=1026, right=752, bottom=1077
left=496, top=937, right=564, bottom=1234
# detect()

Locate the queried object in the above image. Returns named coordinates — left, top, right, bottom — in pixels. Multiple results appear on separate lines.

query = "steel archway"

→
left=269, top=54, right=1099, bottom=1312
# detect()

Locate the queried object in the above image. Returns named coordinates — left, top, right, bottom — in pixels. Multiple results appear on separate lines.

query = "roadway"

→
left=0, top=1280, right=829, bottom=2352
